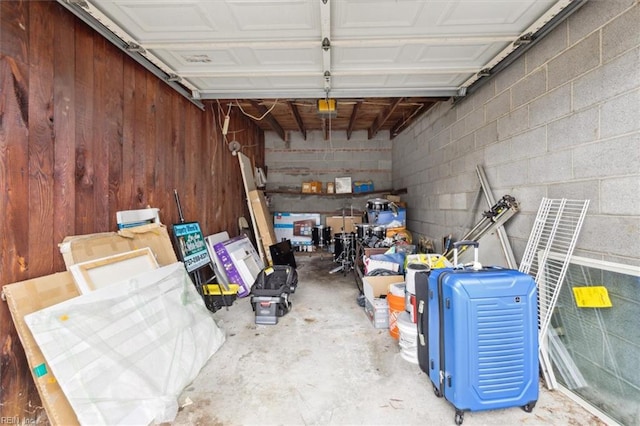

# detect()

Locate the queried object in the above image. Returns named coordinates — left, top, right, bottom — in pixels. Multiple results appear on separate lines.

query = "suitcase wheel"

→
left=432, top=385, right=442, bottom=398
left=522, top=401, right=537, bottom=413
left=454, top=410, right=464, bottom=425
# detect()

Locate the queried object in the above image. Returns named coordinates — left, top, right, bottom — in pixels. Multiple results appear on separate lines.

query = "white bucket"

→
left=405, top=263, right=429, bottom=322
left=397, top=312, right=418, bottom=364
left=405, top=263, right=430, bottom=295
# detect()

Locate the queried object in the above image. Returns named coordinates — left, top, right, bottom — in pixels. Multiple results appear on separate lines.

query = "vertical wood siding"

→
left=0, top=1, right=264, bottom=419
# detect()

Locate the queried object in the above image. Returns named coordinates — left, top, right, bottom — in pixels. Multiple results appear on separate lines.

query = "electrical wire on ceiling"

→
left=290, top=100, right=358, bottom=107
left=392, top=104, right=427, bottom=135
left=362, top=100, right=397, bottom=107
left=235, top=99, right=280, bottom=121
left=215, top=99, right=247, bottom=155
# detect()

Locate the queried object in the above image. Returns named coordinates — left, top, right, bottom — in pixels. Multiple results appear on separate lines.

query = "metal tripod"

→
left=443, top=194, right=519, bottom=261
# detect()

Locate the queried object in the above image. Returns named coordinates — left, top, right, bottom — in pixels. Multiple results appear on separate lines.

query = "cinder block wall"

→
left=265, top=130, right=392, bottom=215
left=393, top=0, right=640, bottom=267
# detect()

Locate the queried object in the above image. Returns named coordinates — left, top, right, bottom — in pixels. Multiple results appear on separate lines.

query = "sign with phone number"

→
left=173, top=222, right=211, bottom=272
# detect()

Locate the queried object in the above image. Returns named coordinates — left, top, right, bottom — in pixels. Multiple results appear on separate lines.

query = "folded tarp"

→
left=24, top=262, right=225, bottom=426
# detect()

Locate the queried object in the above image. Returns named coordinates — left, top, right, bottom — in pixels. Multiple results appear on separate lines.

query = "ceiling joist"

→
left=369, top=98, right=403, bottom=140
left=322, top=118, right=329, bottom=141
left=249, top=100, right=286, bottom=142
left=287, top=101, right=307, bottom=141
left=346, top=101, right=362, bottom=141
left=390, top=102, right=432, bottom=139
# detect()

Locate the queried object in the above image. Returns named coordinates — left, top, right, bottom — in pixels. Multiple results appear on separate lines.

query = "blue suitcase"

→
left=426, top=241, right=538, bottom=425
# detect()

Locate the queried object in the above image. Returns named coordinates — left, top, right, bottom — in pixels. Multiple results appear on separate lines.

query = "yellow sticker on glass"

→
left=572, top=286, right=612, bottom=308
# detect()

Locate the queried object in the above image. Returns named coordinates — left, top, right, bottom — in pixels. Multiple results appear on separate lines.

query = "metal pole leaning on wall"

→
left=476, top=165, right=518, bottom=269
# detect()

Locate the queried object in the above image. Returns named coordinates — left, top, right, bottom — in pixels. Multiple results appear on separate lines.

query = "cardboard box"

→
left=293, top=219, right=316, bottom=237
left=59, top=223, right=177, bottom=269
left=274, top=212, right=321, bottom=246
left=2, top=272, right=81, bottom=426
left=362, top=275, right=405, bottom=329
left=364, top=247, right=390, bottom=257
left=364, top=298, right=389, bottom=329
left=334, top=177, right=352, bottom=194
left=213, top=235, right=264, bottom=297
left=353, top=180, right=374, bottom=193
left=369, top=207, right=406, bottom=227
left=302, top=181, right=322, bottom=193
left=326, top=182, right=335, bottom=193
left=325, top=215, right=362, bottom=234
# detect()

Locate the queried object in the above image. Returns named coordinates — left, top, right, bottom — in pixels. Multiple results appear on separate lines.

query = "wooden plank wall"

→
left=0, top=1, right=264, bottom=420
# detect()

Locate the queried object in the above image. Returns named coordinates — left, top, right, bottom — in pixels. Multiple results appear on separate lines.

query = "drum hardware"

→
left=312, top=225, right=327, bottom=247
left=366, top=198, right=390, bottom=211
left=329, top=207, right=357, bottom=275
left=330, top=231, right=356, bottom=275
left=355, top=223, right=376, bottom=240
left=372, top=226, right=385, bottom=239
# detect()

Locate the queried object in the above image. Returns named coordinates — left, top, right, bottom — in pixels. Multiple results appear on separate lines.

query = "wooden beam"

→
left=368, top=97, right=403, bottom=139
left=322, top=118, right=329, bottom=141
left=390, top=101, right=436, bottom=139
left=286, top=100, right=306, bottom=140
left=249, top=100, right=286, bottom=141
left=346, top=100, right=361, bottom=140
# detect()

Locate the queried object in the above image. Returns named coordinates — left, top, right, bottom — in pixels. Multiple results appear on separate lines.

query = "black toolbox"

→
left=250, top=265, right=298, bottom=324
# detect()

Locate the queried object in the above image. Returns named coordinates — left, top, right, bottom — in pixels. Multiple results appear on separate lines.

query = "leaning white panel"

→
left=24, top=262, right=225, bottom=426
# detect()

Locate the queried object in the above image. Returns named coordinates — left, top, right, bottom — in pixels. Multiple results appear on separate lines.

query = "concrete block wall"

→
left=265, top=130, right=393, bottom=215
left=393, top=0, right=640, bottom=267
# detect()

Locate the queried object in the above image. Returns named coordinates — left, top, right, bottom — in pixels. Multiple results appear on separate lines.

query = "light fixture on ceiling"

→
left=317, top=98, right=337, bottom=118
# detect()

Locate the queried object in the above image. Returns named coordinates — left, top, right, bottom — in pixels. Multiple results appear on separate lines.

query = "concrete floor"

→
left=173, top=254, right=606, bottom=426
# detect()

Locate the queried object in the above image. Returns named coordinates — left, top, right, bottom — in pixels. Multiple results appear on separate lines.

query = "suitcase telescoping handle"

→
left=452, top=240, right=481, bottom=270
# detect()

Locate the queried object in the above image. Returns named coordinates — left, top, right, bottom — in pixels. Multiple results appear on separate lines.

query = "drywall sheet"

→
left=247, top=189, right=276, bottom=263
left=69, top=247, right=159, bottom=294
left=2, top=272, right=80, bottom=426
left=238, top=152, right=265, bottom=264
left=59, top=223, right=177, bottom=269
left=24, top=263, right=225, bottom=426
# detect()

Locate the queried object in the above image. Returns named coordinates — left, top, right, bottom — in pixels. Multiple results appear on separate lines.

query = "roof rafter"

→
left=287, top=101, right=307, bottom=140
left=347, top=100, right=362, bottom=140
left=368, top=97, right=403, bottom=139
left=249, top=100, right=286, bottom=141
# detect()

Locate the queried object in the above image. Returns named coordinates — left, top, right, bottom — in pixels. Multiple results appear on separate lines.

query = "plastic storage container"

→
left=251, top=265, right=298, bottom=324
